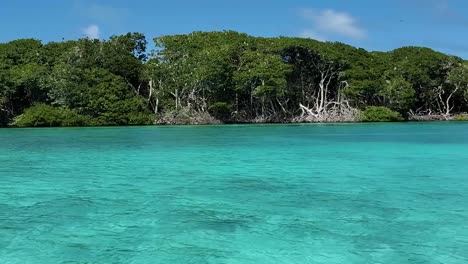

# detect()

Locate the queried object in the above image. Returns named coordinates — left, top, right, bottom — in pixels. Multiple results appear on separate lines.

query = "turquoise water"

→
left=1, top=123, right=468, bottom=263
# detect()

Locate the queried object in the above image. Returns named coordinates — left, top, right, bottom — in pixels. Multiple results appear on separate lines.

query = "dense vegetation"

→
left=1, top=31, right=468, bottom=127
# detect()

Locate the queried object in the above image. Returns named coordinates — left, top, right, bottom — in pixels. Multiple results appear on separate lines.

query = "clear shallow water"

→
left=1, top=123, right=468, bottom=264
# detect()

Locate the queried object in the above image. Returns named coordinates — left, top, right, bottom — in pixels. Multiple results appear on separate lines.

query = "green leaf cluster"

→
left=14, top=104, right=91, bottom=127
left=361, top=106, right=404, bottom=122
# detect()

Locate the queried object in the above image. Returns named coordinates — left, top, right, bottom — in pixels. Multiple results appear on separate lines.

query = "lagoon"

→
left=1, top=123, right=468, bottom=263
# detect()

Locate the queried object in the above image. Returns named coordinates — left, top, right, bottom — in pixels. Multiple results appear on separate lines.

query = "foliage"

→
left=14, top=104, right=91, bottom=127
left=453, top=114, right=468, bottom=121
left=361, top=106, right=404, bottom=122
left=208, top=102, right=232, bottom=120
left=379, top=76, right=415, bottom=112
left=447, top=64, right=468, bottom=101
left=1, top=31, right=468, bottom=126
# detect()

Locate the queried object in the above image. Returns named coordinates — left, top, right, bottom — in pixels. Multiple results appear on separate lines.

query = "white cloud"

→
left=74, top=1, right=129, bottom=26
left=300, top=8, right=366, bottom=40
left=434, top=0, right=450, bottom=11
left=82, top=24, right=100, bottom=39
left=300, top=30, right=326, bottom=41
left=401, top=0, right=468, bottom=26
left=85, top=3, right=128, bottom=25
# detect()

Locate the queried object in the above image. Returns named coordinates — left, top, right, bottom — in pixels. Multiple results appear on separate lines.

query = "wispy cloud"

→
left=300, top=30, right=325, bottom=42
left=299, top=8, right=366, bottom=41
left=74, top=0, right=130, bottom=37
left=434, top=0, right=451, bottom=11
left=72, top=0, right=131, bottom=39
left=82, top=24, right=100, bottom=39
left=401, top=0, right=450, bottom=12
left=398, top=0, right=467, bottom=26
left=83, top=3, right=129, bottom=25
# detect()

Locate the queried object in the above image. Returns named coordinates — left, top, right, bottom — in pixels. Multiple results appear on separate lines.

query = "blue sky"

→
left=1, top=0, right=467, bottom=58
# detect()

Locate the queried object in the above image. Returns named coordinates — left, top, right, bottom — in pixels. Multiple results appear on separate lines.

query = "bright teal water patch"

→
left=1, top=123, right=468, bottom=263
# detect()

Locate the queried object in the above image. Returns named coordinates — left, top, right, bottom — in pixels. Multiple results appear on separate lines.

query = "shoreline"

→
left=1, top=119, right=467, bottom=129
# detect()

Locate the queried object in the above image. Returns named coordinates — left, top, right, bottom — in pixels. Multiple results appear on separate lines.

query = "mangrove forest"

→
left=1, top=31, right=468, bottom=127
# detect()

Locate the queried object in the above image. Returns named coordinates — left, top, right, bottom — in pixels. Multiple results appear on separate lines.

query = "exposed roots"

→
left=156, top=107, right=221, bottom=125
left=293, top=101, right=359, bottom=123
left=408, top=109, right=453, bottom=121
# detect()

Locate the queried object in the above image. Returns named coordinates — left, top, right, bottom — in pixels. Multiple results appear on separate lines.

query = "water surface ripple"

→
left=1, top=123, right=468, bottom=263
